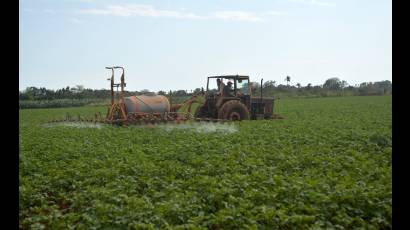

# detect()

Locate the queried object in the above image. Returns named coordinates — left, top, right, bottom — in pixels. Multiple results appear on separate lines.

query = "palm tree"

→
left=285, top=76, right=291, bottom=86
left=296, top=83, right=301, bottom=89
left=340, top=80, right=348, bottom=89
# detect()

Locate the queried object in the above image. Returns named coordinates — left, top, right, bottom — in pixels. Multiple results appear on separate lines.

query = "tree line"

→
left=253, top=77, right=392, bottom=98
left=19, top=77, right=391, bottom=102
left=18, top=85, right=195, bottom=101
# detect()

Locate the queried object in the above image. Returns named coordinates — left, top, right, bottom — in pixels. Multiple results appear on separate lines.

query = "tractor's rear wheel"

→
left=218, top=100, right=250, bottom=121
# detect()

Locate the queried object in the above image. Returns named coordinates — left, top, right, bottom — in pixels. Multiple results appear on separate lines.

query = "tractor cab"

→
left=196, top=75, right=275, bottom=120
left=205, top=75, right=250, bottom=97
left=204, top=75, right=251, bottom=109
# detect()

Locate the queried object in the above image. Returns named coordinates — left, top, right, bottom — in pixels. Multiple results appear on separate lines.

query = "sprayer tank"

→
left=124, top=95, right=170, bottom=113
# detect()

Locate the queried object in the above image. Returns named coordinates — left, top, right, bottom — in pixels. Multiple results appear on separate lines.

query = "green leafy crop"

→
left=19, top=96, right=392, bottom=229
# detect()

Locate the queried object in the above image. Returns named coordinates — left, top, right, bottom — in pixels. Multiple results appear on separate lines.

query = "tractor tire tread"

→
left=218, top=100, right=250, bottom=120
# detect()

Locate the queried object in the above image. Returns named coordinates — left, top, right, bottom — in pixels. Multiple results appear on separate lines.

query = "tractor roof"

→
left=208, top=75, right=249, bottom=80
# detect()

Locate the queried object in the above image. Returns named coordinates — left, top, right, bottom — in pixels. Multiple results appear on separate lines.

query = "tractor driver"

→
left=217, top=78, right=221, bottom=91
left=223, top=81, right=234, bottom=97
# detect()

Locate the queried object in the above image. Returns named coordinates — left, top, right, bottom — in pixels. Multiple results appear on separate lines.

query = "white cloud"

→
left=289, top=0, right=306, bottom=3
left=64, top=0, right=96, bottom=2
left=69, top=18, right=83, bottom=24
left=311, top=0, right=336, bottom=7
left=78, top=4, right=206, bottom=19
left=264, top=11, right=288, bottom=16
left=78, top=4, right=267, bottom=22
left=212, top=11, right=263, bottom=22
left=289, top=0, right=336, bottom=7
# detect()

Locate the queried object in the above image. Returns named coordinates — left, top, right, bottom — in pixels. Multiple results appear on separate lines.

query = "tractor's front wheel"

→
left=218, top=100, right=250, bottom=121
left=194, top=105, right=208, bottom=119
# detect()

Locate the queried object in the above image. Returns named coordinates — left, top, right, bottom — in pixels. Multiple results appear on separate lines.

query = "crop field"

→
left=19, top=96, right=392, bottom=229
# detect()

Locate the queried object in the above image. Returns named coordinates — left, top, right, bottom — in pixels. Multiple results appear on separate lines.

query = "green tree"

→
left=263, top=80, right=275, bottom=88
left=323, top=78, right=342, bottom=90
left=24, top=87, right=34, bottom=100
left=285, top=76, right=291, bottom=86
left=250, top=82, right=260, bottom=95
left=76, top=85, right=85, bottom=92
left=193, top=88, right=203, bottom=95
left=340, top=80, right=348, bottom=89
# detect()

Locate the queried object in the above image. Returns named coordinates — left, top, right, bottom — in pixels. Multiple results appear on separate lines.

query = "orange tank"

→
left=124, top=95, right=170, bottom=113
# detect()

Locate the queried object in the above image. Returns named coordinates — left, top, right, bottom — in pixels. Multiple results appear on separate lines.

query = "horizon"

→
left=19, top=0, right=391, bottom=92
left=19, top=77, right=392, bottom=92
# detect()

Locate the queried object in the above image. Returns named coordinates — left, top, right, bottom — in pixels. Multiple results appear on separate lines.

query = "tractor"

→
left=195, top=75, right=275, bottom=121
left=50, top=71, right=281, bottom=125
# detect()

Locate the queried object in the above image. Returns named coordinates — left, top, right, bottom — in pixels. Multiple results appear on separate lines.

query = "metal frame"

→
left=105, top=66, right=127, bottom=123
left=106, top=66, right=126, bottom=104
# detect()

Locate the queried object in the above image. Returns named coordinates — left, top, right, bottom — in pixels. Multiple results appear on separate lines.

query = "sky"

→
left=19, top=0, right=392, bottom=92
